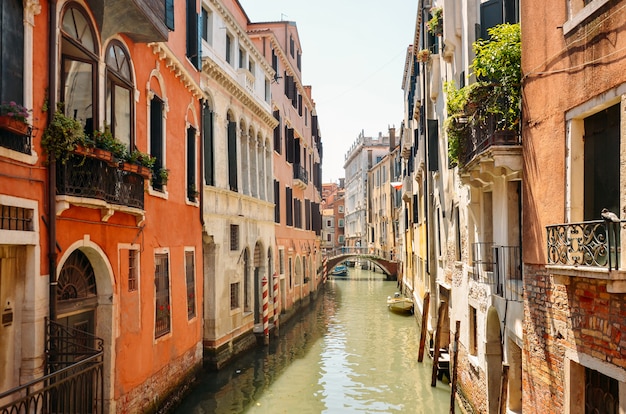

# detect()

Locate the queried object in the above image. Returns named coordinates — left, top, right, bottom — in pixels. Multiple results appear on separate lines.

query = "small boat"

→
left=331, top=264, right=348, bottom=276
left=387, top=292, right=414, bottom=314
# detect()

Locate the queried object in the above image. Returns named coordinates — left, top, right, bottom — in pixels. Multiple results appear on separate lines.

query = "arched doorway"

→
left=486, top=306, right=503, bottom=414
left=57, top=250, right=97, bottom=339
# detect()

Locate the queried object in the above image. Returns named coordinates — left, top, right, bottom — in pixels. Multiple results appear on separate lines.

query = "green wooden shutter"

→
left=228, top=121, right=238, bottom=191
left=203, top=107, right=214, bottom=186
left=165, top=0, right=175, bottom=31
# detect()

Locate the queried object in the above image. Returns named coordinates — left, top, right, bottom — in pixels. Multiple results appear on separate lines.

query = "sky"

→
left=238, top=1, right=418, bottom=184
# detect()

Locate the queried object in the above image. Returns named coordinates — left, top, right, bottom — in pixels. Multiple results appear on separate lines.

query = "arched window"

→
left=105, top=41, right=133, bottom=149
left=61, top=5, right=98, bottom=136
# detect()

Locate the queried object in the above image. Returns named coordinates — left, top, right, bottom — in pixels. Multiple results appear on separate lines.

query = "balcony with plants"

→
left=42, top=107, right=155, bottom=223
left=444, top=23, right=522, bottom=185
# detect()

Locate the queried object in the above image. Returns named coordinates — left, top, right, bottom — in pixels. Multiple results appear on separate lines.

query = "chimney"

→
left=389, top=126, right=396, bottom=149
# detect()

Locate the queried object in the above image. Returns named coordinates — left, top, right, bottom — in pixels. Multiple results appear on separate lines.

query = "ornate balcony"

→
left=86, top=0, right=169, bottom=43
left=547, top=220, right=619, bottom=270
left=293, top=163, right=308, bottom=190
left=458, top=114, right=522, bottom=187
left=56, top=154, right=146, bottom=224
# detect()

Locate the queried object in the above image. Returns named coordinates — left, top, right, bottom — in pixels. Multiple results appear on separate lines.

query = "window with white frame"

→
left=201, top=7, right=212, bottom=45
left=154, top=253, right=170, bottom=338
left=185, top=250, right=196, bottom=319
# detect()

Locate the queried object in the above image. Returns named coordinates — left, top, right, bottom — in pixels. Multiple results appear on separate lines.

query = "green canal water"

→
left=172, top=267, right=455, bottom=413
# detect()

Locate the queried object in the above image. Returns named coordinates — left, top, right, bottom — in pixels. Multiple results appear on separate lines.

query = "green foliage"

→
left=93, top=128, right=128, bottom=160
left=128, top=150, right=156, bottom=168
left=41, top=105, right=85, bottom=164
left=427, top=7, right=443, bottom=36
left=444, top=23, right=521, bottom=165
left=471, top=23, right=521, bottom=130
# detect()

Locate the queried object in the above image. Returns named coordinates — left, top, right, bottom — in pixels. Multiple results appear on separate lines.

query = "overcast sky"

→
left=238, top=1, right=418, bottom=184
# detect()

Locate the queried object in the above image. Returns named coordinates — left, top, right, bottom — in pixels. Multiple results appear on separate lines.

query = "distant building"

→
left=343, top=131, right=390, bottom=251
left=322, top=181, right=346, bottom=253
left=367, top=127, right=401, bottom=260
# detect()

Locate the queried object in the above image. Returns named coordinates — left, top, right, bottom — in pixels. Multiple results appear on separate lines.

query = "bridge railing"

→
left=323, top=246, right=370, bottom=257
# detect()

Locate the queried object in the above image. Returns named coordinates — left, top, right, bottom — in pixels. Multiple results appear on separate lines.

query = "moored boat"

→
left=387, top=292, right=414, bottom=314
left=331, top=264, right=348, bottom=276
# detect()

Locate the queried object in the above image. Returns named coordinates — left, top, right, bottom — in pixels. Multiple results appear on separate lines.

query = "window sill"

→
left=549, top=265, right=626, bottom=293
left=563, top=0, right=610, bottom=35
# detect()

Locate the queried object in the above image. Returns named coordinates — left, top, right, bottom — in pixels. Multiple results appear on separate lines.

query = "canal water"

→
left=172, top=267, right=455, bottom=413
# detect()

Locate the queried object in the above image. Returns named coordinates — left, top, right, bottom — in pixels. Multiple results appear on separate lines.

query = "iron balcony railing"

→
left=546, top=220, right=620, bottom=270
left=57, top=154, right=145, bottom=209
left=492, top=246, right=523, bottom=302
left=472, top=243, right=523, bottom=302
left=0, top=126, right=32, bottom=154
left=0, top=319, right=104, bottom=414
left=459, top=114, right=521, bottom=167
left=472, top=242, right=494, bottom=281
left=293, top=163, right=308, bottom=185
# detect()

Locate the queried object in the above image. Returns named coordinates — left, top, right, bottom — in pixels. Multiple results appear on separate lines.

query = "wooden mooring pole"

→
left=417, top=291, right=430, bottom=362
left=499, top=363, right=510, bottom=414
left=449, top=320, right=460, bottom=414
left=431, top=301, right=446, bottom=387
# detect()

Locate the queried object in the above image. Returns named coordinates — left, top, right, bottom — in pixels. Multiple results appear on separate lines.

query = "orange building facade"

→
left=1, top=1, right=204, bottom=412
left=522, top=1, right=626, bottom=412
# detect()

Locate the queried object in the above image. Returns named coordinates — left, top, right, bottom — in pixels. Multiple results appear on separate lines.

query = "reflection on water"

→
left=172, top=268, right=454, bottom=413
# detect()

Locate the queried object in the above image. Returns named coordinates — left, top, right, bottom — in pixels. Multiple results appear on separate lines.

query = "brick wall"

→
left=117, top=343, right=202, bottom=413
left=455, top=344, right=487, bottom=414
left=523, top=263, right=626, bottom=413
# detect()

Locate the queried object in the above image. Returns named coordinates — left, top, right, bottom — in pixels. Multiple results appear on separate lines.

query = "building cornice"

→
left=148, top=42, right=204, bottom=99
left=209, top=0, right=275, bottom=76
left=201, top=58, right=278, bottom=129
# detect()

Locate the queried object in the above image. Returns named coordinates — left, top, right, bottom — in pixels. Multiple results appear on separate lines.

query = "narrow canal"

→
left=172, top=267, right=455, bottom=413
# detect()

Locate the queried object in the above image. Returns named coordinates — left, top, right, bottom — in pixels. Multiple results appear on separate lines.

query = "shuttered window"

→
left=203, top=106, right=214, bottom=186
left=165, top=0, right=175, bottom=30
left=186, top=0, right=202, bottom=69
left=150, top=96, right=165, bottom=191
left=227, top=120, right=238, bottom=192
left=427, top=119, right=439, bottom=172
left=286, top=187, right=293, bottom=227
left=273, top=110, right=281, bottom=153
left=274, top=180, right=280, bottom=223
left=187, top=126, right=197, bottom=201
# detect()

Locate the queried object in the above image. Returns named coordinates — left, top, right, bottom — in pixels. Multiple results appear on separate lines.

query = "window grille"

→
left=230, top=282, right=239, bottom=310
left=0, top=205, right=33, bottom=231
left=128, top=250, right=138, bottom=292
left=185, top=251, right=196, bottom=319
left=154, top=253, right=170, bottom=338
left=230, top=224, right=239, bottom=251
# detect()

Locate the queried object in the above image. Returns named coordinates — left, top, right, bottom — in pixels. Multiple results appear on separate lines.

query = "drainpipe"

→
left=48, top=0, right=58, bottom=322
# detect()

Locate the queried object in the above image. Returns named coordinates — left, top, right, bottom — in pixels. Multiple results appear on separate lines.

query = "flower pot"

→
left=122, top=162, right=140, bottom=173
left=73, top=144, right=94, bottom=157
left=0, top=115, right=29, bottom=135
left=93, top=148, right=113, bottom=163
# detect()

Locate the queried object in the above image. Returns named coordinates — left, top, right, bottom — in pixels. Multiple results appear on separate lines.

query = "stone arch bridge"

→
left=323, top=247, right=399, bottom=279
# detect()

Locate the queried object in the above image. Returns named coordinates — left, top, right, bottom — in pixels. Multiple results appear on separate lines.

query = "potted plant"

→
left=417, top=49, right=431, bottom=63
left=93, top=128, right=127, bottom=163
left=41, top=105, right=85, bottom=164
left=427, top=7, right=443, bottom=36
left=187, top=183, right=199, bottom=200
left=157, top=167, right=169, bottom=185
left=128, top=149, right=155, bottom=178
left=0, top=101, right=31, bottom=135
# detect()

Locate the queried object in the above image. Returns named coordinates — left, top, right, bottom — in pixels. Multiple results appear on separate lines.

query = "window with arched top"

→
left=61, top=4, right=98, bottom=136
left=105, top=41, right=133, bottom=150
